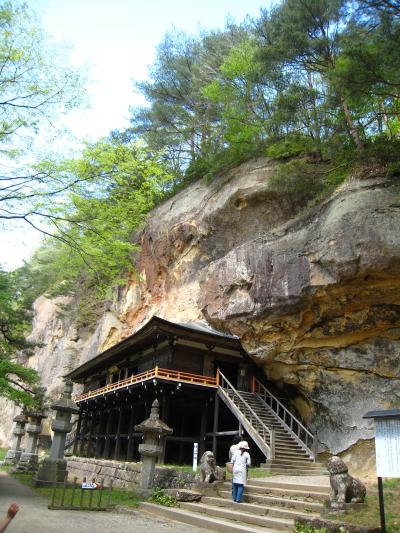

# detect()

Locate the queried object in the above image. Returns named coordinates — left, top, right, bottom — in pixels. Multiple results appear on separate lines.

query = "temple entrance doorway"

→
left=214, top=361, right=237, bottom=388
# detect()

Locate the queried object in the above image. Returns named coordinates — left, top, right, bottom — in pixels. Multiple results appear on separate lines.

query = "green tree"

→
left=257, top=0, right=367, bottom=150
left=0, top=268, right=38, bottom=406
left=27, top=139, right=172, bottom=301
left=0, top=0, right=84, bottom=226
left=128, top=24, right=247, bottom=179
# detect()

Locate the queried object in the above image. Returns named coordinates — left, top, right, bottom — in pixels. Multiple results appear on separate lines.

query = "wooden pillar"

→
left=126, top=405, right=135, bottom=461
left=103, top=408, right=113, bottom=459
left=199, top=403, right=208, bottom=457
left=114, top=406, right=124, bottom=460
left=95, top=409, right=105, bottom=458
left=159, top=395, right=170, bottom=465
left=78, top=411, right=89, bottom=456
left=212, top=393, right=219, bottom=457
left=178, top=409, right=185, bottom=464
left=86, top=411, right=96, bottom=457
left=73, top=410, right=83, bottom=456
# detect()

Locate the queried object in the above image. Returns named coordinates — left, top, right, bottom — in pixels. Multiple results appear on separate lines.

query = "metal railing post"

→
left=253, top=376, right=315, bottom=460
left=270, top=429, right=275, bottom=460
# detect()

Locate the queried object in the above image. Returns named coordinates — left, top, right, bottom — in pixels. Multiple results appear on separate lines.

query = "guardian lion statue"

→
left=327, top=456, right=366, bottom=505
left=198, top=451, right=225, bottom=483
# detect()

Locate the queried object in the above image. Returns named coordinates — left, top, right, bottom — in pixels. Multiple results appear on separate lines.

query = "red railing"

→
left=75, top=366, right=218, bottom=402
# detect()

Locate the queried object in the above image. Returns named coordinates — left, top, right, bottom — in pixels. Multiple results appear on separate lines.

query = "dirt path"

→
left=0, top=471, right=206, bottom=533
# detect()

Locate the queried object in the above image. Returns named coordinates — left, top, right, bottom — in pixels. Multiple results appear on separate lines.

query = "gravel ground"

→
left=0, top=471, right=207, bottom=533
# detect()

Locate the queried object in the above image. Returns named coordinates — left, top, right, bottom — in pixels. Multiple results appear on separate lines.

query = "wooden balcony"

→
left=75, top=366, right=219, bottom=403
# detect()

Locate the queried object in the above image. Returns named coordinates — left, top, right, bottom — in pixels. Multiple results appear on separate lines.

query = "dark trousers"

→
left=232, top=482, right=244, bottom=502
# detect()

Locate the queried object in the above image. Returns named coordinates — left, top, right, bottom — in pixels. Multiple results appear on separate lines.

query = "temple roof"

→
left=65, top=315, right=243, bottom=382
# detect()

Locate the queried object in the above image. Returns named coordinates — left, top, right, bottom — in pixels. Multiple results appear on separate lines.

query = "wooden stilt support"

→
left=126, top=405, right=135, bottom=462
left=114, top=406, right=124, bottom=460
left=73, top=410, right=82, bottom=456
left=103, top=408, right=113, bottom=459
left=159, top=395, right=170, bottom=465
left=95, top=410, right=105, bottom=458
left=212, top=392, right=219, bottom=457
left=86, top=411, right=96, bottom=457
left=199, top=404, right=207, bottom=457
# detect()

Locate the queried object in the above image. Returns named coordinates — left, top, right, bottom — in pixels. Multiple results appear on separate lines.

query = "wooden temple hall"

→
left=66, top=316, right=265, bottom=465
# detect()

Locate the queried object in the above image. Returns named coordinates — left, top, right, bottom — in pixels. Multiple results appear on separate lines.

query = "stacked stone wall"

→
left=67, top=457, right=196, bottom=490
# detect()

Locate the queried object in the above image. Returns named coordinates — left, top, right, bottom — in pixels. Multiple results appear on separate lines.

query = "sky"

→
left=1, top=0, right=270, bottom=270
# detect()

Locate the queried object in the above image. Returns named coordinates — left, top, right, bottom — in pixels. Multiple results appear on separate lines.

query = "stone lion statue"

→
left=327, top=456, right=366, bottom=505
left=198, top=451, right=225, bottom=483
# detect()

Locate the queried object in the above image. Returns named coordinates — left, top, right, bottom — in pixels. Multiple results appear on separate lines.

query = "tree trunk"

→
left=340, top=96, right=364, bottom=149
left=307, top=70, right=322, bottom=155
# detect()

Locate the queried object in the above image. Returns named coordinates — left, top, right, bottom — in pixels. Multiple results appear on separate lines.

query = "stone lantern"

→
left=135, top=399, right=173, bottom=489
left=35, top=380, right=79, bottom=485
left=17, top=410, right=46, bottom=471
left=4, top=414, right=27, bottom=464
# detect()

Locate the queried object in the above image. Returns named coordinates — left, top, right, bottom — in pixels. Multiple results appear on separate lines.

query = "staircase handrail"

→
left=253, top=377, right=317, bottom=459
left=218, top=370, right=274, bottom=459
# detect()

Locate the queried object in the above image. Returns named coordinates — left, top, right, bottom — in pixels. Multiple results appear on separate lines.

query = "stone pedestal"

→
left=135, top=399, right=173, bottom=490
left=17, top=411, right=46, bottom=471
left=35, top=381, right=79, bottom=486
left=4, top=414, right=27, bottom=464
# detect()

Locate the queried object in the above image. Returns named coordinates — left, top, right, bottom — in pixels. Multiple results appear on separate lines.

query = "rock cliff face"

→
left=2, top=158, right=400, bottom=477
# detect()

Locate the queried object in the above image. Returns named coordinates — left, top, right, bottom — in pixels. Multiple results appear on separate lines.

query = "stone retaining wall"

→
left=67, top=457, right=196, bottom=491
left=67, top=457, right=141, bottom=490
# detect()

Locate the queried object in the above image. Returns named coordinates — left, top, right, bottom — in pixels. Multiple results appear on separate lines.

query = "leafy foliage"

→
left=0, top=268, right=38, bottom=406
left=17, top=139, right=172, bottom=326
left=126, top=1, right=400, bottom=183
left=149, top=489, right=177, bottom=507
left=0, top=0, right=84, bottom=227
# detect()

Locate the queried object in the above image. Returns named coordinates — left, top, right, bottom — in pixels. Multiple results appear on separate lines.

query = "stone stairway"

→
left=238, top=391, right=327, bottom=476
left=140, top=477, right=330, bottom=533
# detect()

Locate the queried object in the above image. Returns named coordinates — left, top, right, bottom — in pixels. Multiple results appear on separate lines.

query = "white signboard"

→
left=375, top=418, right=400, bottom=478
left=81, top=482, right=99, bottom=489
left=193, top=442, right=199, bottom=472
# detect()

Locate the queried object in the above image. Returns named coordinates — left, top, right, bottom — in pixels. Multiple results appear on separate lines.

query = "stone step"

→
left=265, top=459, right=323, bottom=467
left=139, top=502, right=279, bottom=533
left=218, top=490, right=323, bottom=512
left=180, top=501, right=293, bottom=530
left=266, top=464, right=326, bottom=471
left=260, top=468, right=328, bottom=476
left=202, top=495, right=320, bottom=520
left=275, top=450, right=314, bottom=456
left=235, top=482, right=329, bottom=502
left=246, top=479, right=330, bottom=493
left=274, top=452, right=311, bottom=459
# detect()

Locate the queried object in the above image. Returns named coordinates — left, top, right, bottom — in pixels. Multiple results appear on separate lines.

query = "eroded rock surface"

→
left=2, top=158, right=399, bottom=478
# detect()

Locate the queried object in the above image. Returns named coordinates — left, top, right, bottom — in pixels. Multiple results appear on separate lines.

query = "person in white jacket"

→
left=231, top=441, right=251, bottom=503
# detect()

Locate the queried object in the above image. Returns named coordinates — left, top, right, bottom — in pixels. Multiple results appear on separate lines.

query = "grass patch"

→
left=8, top=471, right=141, bottom=509
left=324, top=480, right=400, bottom=533
left=162, top=464, right=194, bottom=473
left=0, top=448, right=7, bottom=461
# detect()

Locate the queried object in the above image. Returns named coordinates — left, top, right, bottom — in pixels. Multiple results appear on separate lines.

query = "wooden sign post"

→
left=363, top=409, right=400, bottom=533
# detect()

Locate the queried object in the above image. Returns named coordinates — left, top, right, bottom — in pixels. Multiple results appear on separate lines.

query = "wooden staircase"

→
left=140, top=477, right=330, bottom=532
left=217, top=372, right=327, bottom=476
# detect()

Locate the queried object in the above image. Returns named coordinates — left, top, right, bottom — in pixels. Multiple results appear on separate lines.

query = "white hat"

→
left=238, top=441, right=250, bottom=450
